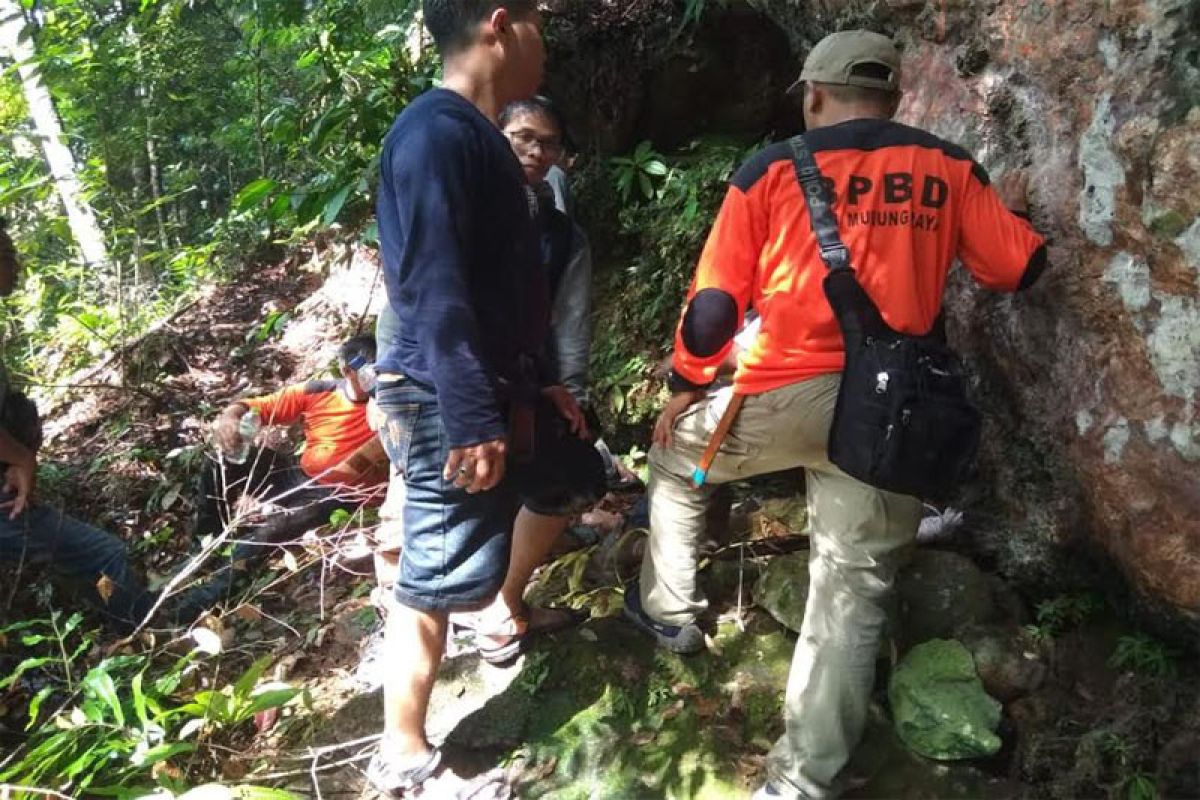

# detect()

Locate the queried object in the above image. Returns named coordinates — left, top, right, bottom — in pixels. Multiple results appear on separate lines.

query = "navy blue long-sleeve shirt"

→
left=375, top=89, right=548, bottom=448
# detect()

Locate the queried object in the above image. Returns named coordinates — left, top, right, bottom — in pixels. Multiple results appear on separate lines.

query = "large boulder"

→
left=895, top=549, right=999, bottom=648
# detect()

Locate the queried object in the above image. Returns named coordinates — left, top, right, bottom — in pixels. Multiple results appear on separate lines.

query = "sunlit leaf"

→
left=232, top=178, right=278, bottom=212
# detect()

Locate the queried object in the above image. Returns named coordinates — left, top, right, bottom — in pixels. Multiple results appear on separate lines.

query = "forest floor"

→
left=2, top=241, right=1197, bottom=799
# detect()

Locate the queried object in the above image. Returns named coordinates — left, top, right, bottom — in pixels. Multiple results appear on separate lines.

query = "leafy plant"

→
left=0, top=649, right=197, bottom=793
left=589, top=136, right=750, bottom=432
left=610, top=141, right=669, bottom=203
left=180, top=654, right=301, bottom=728
left=1108, top=633, right=1179, bottom=678
left=0, top=622, right=300, bottom=796
left=516, top=650, right=552, bottom=697
left=1023, top=592, right=1104, bottom=642
left=680, top=0, right=710, bottom=28
left=1125, top=771, right=1159, bottom=800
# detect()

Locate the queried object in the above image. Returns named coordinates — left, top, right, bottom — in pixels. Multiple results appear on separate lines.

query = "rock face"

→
left=750, top=0, right=1200, bottom=639
left=543, top=0, right=800, bottom=154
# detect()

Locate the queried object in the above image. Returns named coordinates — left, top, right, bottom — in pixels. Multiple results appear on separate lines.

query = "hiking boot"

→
left=621, top=582, right=704, bottom=655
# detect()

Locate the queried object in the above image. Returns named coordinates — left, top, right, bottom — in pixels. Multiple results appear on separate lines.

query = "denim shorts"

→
left=376, top=379, right=518, bottom=613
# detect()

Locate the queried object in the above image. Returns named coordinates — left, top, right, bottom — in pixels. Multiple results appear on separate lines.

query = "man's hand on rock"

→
left=996, top=170, right=1030, bottom=214
left=443, top=438, right=507, bottom=494
left=542, top=385, right=588, bottom=438
left=653, top=390, right=703, bottom=449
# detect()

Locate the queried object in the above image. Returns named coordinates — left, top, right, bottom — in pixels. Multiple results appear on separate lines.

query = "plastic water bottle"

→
left=226, top=410, right=261, bottom=465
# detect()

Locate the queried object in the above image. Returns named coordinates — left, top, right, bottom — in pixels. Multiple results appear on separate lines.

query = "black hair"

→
left=338, top=335, right=377, bottom=366
left=422, top=0, right=536, bottom=57
left=498, top=95, right=573, bottom=152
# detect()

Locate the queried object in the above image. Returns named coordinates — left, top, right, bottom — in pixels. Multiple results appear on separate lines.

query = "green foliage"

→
left=680, top=0, right=710, bottom=28
left=1023, top=591, right=1104, bottom=643
left=589, top=136, right=751, bottom=430
left=610, top=141, right=669, bottom=203
left=0, top=617, right=299, bottom=795
left=180, top=654, right=302, bottom=727
left=1108, top=633, right=1179, bottom=678
left=517, top=650, right=552, bottom=697
left=1125, top=772, right=1159, bottom=800
left=0, top=0, right=431, bottom=384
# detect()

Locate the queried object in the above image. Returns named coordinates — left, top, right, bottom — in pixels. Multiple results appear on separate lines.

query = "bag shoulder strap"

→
left=787, top=134, right=850, bottom=273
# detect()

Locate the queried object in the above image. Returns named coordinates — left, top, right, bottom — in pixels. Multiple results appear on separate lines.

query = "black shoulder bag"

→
left=788, top=134, right=980, bottom=499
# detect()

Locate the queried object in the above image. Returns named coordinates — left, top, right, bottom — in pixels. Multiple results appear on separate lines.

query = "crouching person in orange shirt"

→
left=175, top=335, right=387, bottom=620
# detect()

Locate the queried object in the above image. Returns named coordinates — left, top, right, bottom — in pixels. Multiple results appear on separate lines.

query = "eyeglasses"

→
left=505, top=128, right=563, bottom=157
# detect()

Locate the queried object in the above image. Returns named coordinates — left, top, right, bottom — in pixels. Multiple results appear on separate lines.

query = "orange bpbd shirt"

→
left=672, top=118, right=1047, bottom=394
left=244, top=380, right=376, bottom=485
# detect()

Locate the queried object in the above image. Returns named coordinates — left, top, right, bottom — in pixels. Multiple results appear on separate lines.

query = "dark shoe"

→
left=621, top=582, right=705, bottom=654
left=366, top=746, right=442, bottom=797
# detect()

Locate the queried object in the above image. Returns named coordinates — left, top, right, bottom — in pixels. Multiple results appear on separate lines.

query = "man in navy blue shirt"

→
left=368, top=1, right=554, bottom=795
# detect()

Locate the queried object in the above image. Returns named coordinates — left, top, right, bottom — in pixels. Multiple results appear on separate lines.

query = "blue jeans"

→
left=0, top=498, right=154, bottom=631
left=377, top=379, right=518, bottom=613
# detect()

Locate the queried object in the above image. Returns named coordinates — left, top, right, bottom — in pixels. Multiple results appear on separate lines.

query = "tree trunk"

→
left=0, top=0, right=109, bottom=268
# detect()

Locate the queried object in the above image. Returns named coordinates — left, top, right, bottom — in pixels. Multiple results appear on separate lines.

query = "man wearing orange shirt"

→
left=622, top=31, right=1047, bottom=799
left=176, top=335, right=385, bottom=619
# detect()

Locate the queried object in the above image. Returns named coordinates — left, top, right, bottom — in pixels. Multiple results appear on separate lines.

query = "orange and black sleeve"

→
left=244, top=383, right=313, bottom=427
left=957, top=166, right=1047, bottom=292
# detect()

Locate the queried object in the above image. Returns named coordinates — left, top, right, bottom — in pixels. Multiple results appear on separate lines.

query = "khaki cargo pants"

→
left=639, top=374, right=921, bottom=798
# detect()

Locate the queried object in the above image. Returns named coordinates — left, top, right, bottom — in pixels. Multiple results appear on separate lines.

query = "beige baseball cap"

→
left=787, top=30, right=901, bottom=95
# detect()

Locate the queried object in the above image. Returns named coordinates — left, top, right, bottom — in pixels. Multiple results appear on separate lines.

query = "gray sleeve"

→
left=550, top=225, right=593, bottom=403
left=545, top=165, right=574, bottom=219
left=375, top=304, right=402, bottom=353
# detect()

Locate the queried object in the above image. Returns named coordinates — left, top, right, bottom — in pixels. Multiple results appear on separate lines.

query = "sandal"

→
left=366, top=745, right=442, bottom=797
left=476, top=606, right=586, bottom=666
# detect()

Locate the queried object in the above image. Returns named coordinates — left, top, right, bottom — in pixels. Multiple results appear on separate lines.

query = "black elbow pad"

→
left=681, top=289, right=739, bottom=358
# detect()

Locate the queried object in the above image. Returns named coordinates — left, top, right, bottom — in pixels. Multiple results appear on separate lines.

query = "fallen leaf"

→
left=235, top=605, right=263, bottom=622
left=95, top=574, right=115, bottom=603
left=282, top=550, right=299, bottom=572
